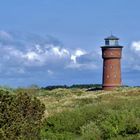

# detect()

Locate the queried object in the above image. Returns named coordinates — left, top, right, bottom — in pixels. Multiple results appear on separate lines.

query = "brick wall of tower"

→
left=102, top=47, right=123, bottom=90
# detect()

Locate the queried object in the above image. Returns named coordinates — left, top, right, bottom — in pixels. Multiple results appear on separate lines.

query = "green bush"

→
left=0, top=90, right=45, bottom=140
left=41, top=131, right=76, bottom=140
left=41, top=104, right=108, bottom=139
left=41, top=98, right=140, bottom=140
left=42, top=109, right=86, bottom=134
left=80, top=121, right=102, bottom=140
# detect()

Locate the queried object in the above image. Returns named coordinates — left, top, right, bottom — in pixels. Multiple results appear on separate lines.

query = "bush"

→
left=0, top=90, right=45, bottom=140
left=41, top=131, right=76, bottom=140
left=41, top=104, right=108, bottom=139
left=80, top=121, right=102, bottom=140
left=41, top=98, right=140, bottom=140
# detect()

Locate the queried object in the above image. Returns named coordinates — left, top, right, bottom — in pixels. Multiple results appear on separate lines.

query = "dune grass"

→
left=36, top=87, right=140, bottom=117
left=10, top=86, right=140, bottom=139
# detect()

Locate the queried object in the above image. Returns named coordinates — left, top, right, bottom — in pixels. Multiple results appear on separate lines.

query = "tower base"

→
left=102, top=84, right=121, bottom=90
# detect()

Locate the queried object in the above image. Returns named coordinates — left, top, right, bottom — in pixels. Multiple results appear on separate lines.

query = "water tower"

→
left=101, top=35, right=123, bottom=90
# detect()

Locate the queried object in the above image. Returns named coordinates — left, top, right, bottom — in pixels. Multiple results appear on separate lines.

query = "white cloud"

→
left=24, top=51, right=39, bottom=61
left=0, top=30, right=140, bottom=86
left=0, top=31, right=100, bottom=81
left=122, top=40, right=140, bottom=71
left=51, top=47, right=70, bottom=57
left=131, top=41, right=140, bottom=51
left=35, top=44, right=44, bottom=53
left=1, top=31, right=140, bottom=76
left=71, top=49, right=86, bottom=64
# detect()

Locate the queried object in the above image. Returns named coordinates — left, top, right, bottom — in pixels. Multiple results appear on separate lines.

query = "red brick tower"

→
left=101, top=35, right=123, bottom=90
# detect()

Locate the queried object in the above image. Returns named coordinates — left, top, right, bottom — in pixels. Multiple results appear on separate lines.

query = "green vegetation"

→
left=0, top=89, right=45, bottom=140
left=42, top=84, right=102, bottom=90
left=39, top=87, right=140, bottom=140
left=0, top=86, right=140, bottom=139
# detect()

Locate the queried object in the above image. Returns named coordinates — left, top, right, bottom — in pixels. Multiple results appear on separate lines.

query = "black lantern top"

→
left=104, top=35, right=119, bottom=46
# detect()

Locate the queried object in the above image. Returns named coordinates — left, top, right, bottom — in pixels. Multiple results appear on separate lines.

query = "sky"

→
left=0, top=0, right=140, bottom=87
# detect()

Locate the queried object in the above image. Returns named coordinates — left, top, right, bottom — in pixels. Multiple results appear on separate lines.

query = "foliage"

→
left=0, top=86, right=140, bottom=140
left=42, top=84, right=102, bottom=90
left=0, top=90, right=45, bottom=140
left=40, top=88, right=140, bottom=140
left=80, top=121, right=102, bottom=140
left=70, top=84, right=102, bottom=89
left=42, top=85, right=69, bottom=90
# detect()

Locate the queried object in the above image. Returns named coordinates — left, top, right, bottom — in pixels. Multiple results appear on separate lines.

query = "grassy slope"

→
left=1, top=86, right=140, bottom=139
left=36, top=87, right=140, bottom=140
left=37, top=87, right=140, bottom=117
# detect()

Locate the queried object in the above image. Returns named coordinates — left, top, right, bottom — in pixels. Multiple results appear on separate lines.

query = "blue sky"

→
left=0, top=0, right=140, bottom=87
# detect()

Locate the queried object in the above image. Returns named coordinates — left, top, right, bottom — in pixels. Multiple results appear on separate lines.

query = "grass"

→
left=7, top=86, right=139, bottom=139
left=35, top=87, right=140, bottom=118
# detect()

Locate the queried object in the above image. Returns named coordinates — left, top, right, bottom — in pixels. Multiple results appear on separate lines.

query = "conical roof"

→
left=105, top=35, right=119, bottom=40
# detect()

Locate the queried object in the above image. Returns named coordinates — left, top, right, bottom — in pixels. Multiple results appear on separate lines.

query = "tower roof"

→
left=105, top=35, right=119, bottom=40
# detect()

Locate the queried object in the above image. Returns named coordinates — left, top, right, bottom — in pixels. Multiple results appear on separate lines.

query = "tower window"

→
left=109, top=40, right=118, bottom=46
left=105, top=40, right=109, bottom=45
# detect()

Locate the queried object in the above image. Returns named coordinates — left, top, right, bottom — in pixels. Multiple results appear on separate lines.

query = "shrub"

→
left=0, top=90, right=45, bottom=140
left=41, top=131, right=76, bottom=140
left=41, top=97, right=140, bottom=140
left=80, top=121, right=102, bottom=140
left=41, top=104, right=108, bottom=139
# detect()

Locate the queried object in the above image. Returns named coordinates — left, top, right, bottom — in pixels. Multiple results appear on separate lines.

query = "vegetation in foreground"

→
left=0, top=86, right=140, bottom=139
left=0, top=90, right=45, bottom=140
left=39, top=87, right=140, bottom=140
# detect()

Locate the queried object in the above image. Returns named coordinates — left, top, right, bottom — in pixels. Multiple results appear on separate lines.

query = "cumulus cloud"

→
left=131, top=41, right=140, bottom=51
left=68, top=50, right=101, bottom=69
left=0, top=31, right=140, bottom=85
left=130, top=41, right=140, bottom=70
left=1, top=30, right=139, bottom=87
left=0, top=31, right=100, bottom=86
left=122, top=41, right=140, bottom=71
left=71, top=49, right=86, bottom=64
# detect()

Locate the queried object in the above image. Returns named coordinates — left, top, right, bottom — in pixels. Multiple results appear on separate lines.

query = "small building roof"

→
left=104, top=35, right=119, bottom=40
